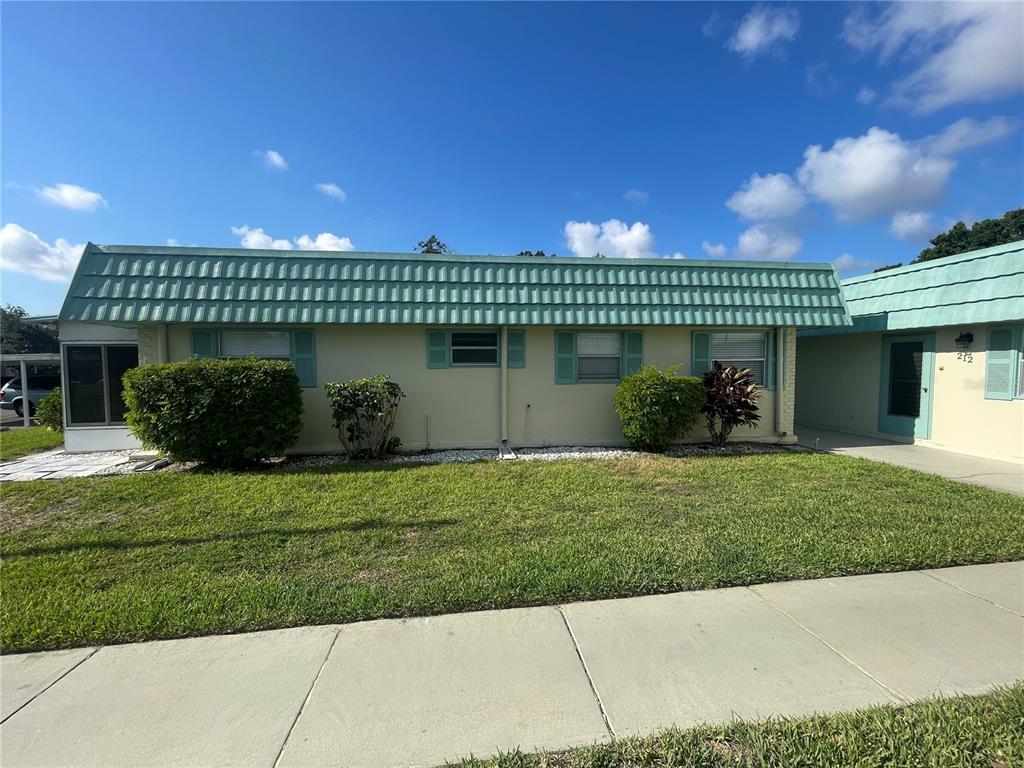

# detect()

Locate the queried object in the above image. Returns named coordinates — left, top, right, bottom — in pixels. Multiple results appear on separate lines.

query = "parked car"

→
left=0, top=374, right=61, bottom=417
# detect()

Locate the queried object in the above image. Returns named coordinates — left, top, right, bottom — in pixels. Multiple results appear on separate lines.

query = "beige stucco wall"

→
left=796, top=324, right=1024, bottom=463
left=927, top=324, right=1023, bottom=463
left=161, top=324, right=791, bottom=452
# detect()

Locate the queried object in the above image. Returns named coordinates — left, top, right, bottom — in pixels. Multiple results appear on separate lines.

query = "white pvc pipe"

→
left=775, top=327, right=785, bottom=437
left=500, top=326, right=508, bottom=445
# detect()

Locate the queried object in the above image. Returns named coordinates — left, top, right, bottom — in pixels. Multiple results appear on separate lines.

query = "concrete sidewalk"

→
left=2, top=563, right=1022, bottom=768
left=797, top=425, right=1024, bottom=496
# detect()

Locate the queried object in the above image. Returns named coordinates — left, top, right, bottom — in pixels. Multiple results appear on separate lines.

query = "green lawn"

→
left=2, top=452, right=1022, bottom=653
left=454, top=685, right=1024, bottom=768
left=0, top=426, right=63, bottom=461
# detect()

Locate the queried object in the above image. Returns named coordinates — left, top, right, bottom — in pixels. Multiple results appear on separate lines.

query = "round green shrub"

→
left=36, top=387, right=63, bottom=432
left=614, top=366, right=704, bottom=452
left=122, top=358, right=303, bottom=467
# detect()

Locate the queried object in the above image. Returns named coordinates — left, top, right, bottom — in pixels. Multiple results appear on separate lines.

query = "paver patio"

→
left=1, top=562, right=1021, bottom=768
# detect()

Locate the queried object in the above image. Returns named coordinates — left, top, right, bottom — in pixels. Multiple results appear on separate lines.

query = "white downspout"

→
left=775, top=327, right=786, bottom=437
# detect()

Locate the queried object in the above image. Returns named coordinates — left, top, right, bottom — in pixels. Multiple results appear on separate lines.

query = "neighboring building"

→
left=797, top=240, right=1024, bottom=464
left=56, top=243, right=850, bottom=453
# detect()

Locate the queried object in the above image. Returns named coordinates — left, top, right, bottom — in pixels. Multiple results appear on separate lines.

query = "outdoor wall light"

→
left=954, top=332, right=974, bottom=350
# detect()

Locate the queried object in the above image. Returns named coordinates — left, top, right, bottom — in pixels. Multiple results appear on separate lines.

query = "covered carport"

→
left=0, top=352, right=61, bottom=428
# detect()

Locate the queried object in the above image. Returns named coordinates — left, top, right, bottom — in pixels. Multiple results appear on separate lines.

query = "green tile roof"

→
left=802, top=239, right=1024, bottom=336
left=59, top=244, right=851, bottom=327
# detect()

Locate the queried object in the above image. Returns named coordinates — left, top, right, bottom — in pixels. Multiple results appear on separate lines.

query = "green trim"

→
left=289, top=329, right=316, bottom=388
left=506, top=329, right=526, bottom=369
left=621, top=331, right=643, bottom=377
left=191, top=329, right=219, bottom=358
left=554, top=331, right=576, bottom=384
left=878, top=333, right=935, bottom=439
left=985, top=325, right=1022, bottom=401
left=691, top=331, right=710, bottom=377
left=426, top=330, right=450, bottom=369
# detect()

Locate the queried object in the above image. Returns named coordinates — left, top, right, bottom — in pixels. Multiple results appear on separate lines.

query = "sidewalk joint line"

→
left=746, top=586, right=909, bottom=704
left=921, top=569, right=1023, bottom=618
left=1, top=646, right=100, bottom=725
left=273, top=627, right=342, bottom=768
left=557, top=605, right=615, bottom=742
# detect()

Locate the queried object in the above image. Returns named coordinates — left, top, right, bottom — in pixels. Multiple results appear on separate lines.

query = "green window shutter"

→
left=426, top=330, right=450, bottom=369
left=764, top=330, right=777, bottom=390
left=507, top=330, right=526, bottom=368
left=289, top=329, right=316, bottom=388
left=555, top=331, right=576, bottom=384
left=621, top=331, right=643, bottom=376
left=985, top=327, right=1019, bottom=401
left=692, top=331, right=710, bottom=376
left=191, top=329, right=219, bottom=358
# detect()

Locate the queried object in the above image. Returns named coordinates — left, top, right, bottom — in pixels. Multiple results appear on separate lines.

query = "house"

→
left=796, top=240, right=1024, bottom=464
left=56, top=243, right=850, bottom=454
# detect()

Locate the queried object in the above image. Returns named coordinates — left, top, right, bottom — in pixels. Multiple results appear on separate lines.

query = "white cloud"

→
left=834, top=252, right=873, bottom=275
left=736, top=224, right=802, bottom=261
left=664, top=252, right=686, bottom=260
left=231, top=225, right=356, bottom=252
left=889, top=210, right=935, bottom=242
left=231, top=225, right=293, bottom=250
left=805, top=63, right=839, bottom=95
left=701, top=241, right=728, bottom=258
left=797, top=127, right=954, bottom=221
left=35, top=183, right=106, bottom=212
left=729, top=6, right=800, bottom=58
left=0, top=223, right=84, bottom=283
left=922, top=116, right=1017, bottom=156
left=294, top=233, right=356, bottom=251
left=843, top=3, right=1024, bottom=113
left=623, top=189, right=649, bottom=205
left=726, top=172, right=806, bottom=220
left=315, top=182, right=347, bottom=203
left=856, top=86, right=877, bottom=105
left=253, top=149, right=288, bottom=171
left=563, top=219, right=655, bottom=259
left=166, top=238, right=179, bottom=246
left=795, top=119, right=1017, bottom=221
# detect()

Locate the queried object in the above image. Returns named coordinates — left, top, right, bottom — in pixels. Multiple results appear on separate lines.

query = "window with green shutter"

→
left=694, top=330, right=773, bottom=386
left=191, top=327, right=316, bottom=387
left=985, top=326, right=1022, bottom=401
left=555, top=330, right=643, bottom=384
left=507, top=330, right=526, bottom=368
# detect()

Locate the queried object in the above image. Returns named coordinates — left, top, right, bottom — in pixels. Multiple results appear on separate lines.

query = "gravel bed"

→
left=515, top=446, right=643, bottom=461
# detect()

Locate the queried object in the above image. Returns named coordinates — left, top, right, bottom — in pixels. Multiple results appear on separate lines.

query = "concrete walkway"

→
left=1, top=563, right=1022, bottom=768
left=0, top=449, right=136, bottom=481
left=797, top=425, right=1024, bottom=496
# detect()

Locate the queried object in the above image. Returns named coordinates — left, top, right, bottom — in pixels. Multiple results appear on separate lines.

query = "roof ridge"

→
left=91, top=243, right=838, bottom=271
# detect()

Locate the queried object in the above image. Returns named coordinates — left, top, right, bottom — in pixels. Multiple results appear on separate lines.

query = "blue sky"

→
left=2, top=1, right=1022, bottom=313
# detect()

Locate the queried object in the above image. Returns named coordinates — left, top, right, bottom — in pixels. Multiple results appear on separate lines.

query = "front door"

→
left=878, top=334, right=934, bottom=438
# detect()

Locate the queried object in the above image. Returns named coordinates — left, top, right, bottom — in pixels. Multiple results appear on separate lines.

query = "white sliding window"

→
left=710, top=332, right=767, bottom=385
left=219, top=330, right=291, bottom=359
left=577, top=332, right=621, bottom=382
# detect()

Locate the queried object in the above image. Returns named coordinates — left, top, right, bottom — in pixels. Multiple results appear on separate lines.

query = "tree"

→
left=915, top=208, right=1023, bottom=263
left=516, top=250, right=554, bottom=258
left=415, top=235, right=449, bottom=254
left=0, top=305, right=58, bottom=354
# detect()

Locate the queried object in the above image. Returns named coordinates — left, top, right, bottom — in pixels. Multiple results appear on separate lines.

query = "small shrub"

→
left=701, top=362, right=761, bottom=446
left=324, top=375, right=405, bottom=459
left=35, top=388, right=63, bottom=432
left=122, top=358, right=303, bottom=467
left=614, top=366, right=704, bottom=452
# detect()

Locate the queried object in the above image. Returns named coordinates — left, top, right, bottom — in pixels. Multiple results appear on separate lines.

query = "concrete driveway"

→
left=2, top=562, right=1022, bottom=767
left=797, top=425, right=1024, bottom=496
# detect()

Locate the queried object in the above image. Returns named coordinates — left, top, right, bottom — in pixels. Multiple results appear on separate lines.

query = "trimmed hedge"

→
left=614, top=366, right=704, bottom=452
left=122, top=358, right=303, bottom=467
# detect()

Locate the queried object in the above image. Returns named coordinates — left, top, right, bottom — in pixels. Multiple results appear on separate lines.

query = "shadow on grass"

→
left=3, top=517, right=457, bottom=558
